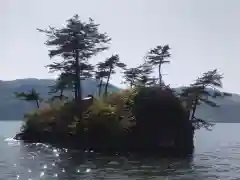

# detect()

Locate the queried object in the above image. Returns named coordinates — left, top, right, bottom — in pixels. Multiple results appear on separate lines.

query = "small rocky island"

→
left=15, top=14, right=227, bottom=157
left=16, top=87, right=194, bottom=156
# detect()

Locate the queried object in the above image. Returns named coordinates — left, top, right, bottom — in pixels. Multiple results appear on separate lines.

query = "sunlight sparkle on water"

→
left=86, top=168, right=91, bottom=173
left=40, top=172, right=44, bottom=177
left=53, top=149, right=58, bottom=153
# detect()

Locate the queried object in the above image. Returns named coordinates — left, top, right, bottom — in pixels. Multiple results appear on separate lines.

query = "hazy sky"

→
left=1, top=0, right=240, bottom=93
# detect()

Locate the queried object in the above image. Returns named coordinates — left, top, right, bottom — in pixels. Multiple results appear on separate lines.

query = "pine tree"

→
left=38, top=14, right=110, bottom=102
left=46, top=60, right=94, bottom=99
left=122, top=67, right=142, bottom=88
left=179, top=69, right=230, bottom=130
left=15, top=88, right=41, bottom=108
left=135, top=62, right=154, bottom=87
left=146, top=45, right=171, bottom=87
left=95, top=63, right=109, bottom=96
left=48, top=73, right=73, bottom=101
left=100, top=54, right=126, bottom=96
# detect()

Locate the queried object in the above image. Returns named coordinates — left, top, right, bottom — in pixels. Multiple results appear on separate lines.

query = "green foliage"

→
left=19, top=90, right=138, bottom=147
left=18, top=87, right=194, bottom=155
left=38, top=14, right=111, bottom=102
left=14, top=14, right=230, bottom=156
left=48, top=73, right=73, bottom=101
left=122, top=63, right=158, bottom=88
left=146, top=45, right=171, bottom=86
left=95, top=62, right=109, bottom=97
left=122, top=67, right=141, bottom=88
left=124, top=63, right=156, bottom=88
left=1, top=78, right=120, bottom=120
left=21, top=100, right=80, bottom=140
left=83, top=100, right=123, bottom=136
left=15, top=88, right=41, bottom=108
left=98, top=54, right=126, bottom=96
left=129, top=87, right=193, bottom=152
left=179, top=69, right=227, bottom=130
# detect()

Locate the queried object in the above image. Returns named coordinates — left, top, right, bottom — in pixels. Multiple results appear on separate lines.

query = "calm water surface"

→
left=1, top=121, right=240, bottom=180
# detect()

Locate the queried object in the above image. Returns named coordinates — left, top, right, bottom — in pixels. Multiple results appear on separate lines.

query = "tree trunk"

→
left=74, top=83, right=78, bottom=101
left=75, top=50, right=81, bottom=101
left=59, top=89, right=63, bottom=100
left=159, top=63, right=162, bottom=87
left=190, top=97, right=198, bottom=120
left=74, top=49, right=83, bottom=120
left=36, top=100, right=39, bottom=108
left=130, top=81, right=133, bottom=88
left=98, top=79, right=103, bottom=97
left=185, top=97, right=192, bottom=120
left=104, top=68, right=112, bottom=97
left=191, top=85, right=206, bottom=120
left=78, top=72, right=82, bottom=101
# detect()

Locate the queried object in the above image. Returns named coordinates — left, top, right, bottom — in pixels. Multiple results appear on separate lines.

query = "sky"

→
left=1, top=0, right=240, bottom=93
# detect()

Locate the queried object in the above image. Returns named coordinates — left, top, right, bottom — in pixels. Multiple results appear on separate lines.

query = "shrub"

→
left=17, top=87, right=194, bottom=156
left=129, top=86, right=193, bottom=154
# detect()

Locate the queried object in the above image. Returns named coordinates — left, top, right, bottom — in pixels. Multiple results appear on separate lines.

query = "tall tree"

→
left=180, top=69, right=229, bottom=130
left=15, top=89, right=41, bottom=108
left=101, top=54, right=126, bottom=96
left=146, top=45, right=171, bottom=87
left=95, top=63, right=109, bottom=96
left=38, top=14, right=110, bottom=103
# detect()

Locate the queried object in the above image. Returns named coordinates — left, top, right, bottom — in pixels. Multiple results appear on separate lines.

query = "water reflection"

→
left=0, top=138, right=225, bottom=179
left=9, top=141, right=197, bottom=179
left=3, top=123, right=240, bottom=179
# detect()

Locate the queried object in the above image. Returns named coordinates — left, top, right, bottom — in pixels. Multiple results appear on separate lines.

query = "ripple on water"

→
left=3, top=123, right=240, bottom=179
left=4, top=138, right=20, bottom=146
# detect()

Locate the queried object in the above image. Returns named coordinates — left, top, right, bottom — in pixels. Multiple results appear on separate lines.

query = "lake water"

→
left=1, top=121, right=240, bottom=180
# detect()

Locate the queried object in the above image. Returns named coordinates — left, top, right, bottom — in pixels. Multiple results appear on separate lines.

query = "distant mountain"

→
left=0, top=78, right=120, bottom=120
left=174, top=87, right=240, bottom=123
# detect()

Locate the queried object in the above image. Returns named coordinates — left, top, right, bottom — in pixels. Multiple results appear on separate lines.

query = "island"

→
left=15, top=14, right=228, bottom=157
